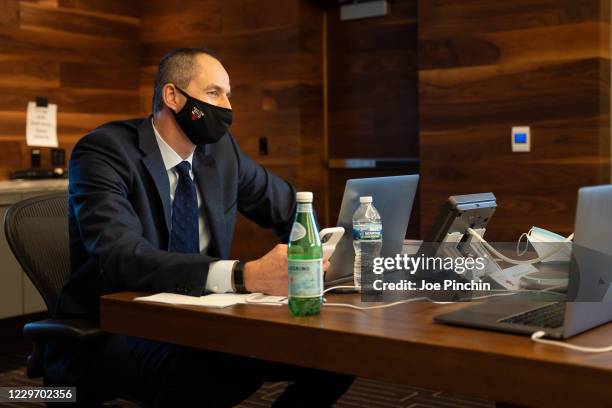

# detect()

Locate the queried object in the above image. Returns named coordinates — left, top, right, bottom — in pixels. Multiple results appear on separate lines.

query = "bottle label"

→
left=296, top=203, right=311, bottom=212
left=289, top=222, right=307, bottom=242
left=353, top=223, right=382, bottom=240
left=288, top=259, right=322, bottom=298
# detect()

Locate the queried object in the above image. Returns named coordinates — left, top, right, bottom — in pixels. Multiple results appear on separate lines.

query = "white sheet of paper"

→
left=134, top=293, right=286, bottom=308
left=26, top=101, right=58, bottom=147
left=489, top=264, right=538, bottom=290
left=135, top=293, right=252, bottom=308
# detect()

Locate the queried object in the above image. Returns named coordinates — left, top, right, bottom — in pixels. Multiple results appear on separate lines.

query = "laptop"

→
left=434, top=185, right=612, bottom=339
left=325, top=175, right=419, bottom=286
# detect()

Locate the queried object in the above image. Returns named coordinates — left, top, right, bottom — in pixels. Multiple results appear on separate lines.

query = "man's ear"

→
left=162, top=83, right=181, bottom=113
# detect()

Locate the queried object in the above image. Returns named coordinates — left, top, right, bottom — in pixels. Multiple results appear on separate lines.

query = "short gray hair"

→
left=152, top=47, right=220, bottom=114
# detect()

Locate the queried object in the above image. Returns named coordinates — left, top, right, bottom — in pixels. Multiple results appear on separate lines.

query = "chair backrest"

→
left=3, top=193, right=69, bottom=315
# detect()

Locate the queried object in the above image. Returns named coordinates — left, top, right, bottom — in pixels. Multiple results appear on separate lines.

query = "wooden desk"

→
left=101, top=293, right=612, bottom=407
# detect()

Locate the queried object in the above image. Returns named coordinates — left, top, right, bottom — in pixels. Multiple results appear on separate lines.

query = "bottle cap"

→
left=359, top=196, right=373, bottom=204
left=296, top=191, right=313, bottom=202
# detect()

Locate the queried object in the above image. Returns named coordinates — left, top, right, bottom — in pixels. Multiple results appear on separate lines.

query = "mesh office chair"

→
left=3, top=193, right=103, bottom=379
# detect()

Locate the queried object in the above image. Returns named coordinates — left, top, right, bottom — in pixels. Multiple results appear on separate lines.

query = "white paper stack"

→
left=134, top=293, right=286, bottom=308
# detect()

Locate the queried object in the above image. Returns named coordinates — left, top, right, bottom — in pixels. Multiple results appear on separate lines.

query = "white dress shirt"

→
left=152, top=119, right=236, bottom=293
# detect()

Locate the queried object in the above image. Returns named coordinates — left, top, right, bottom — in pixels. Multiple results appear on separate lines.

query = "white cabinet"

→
left=0, top=180, right=68, bottom=318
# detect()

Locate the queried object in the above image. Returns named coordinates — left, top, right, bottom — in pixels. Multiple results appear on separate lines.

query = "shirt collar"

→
left=151, top=118, right=194, bottom=171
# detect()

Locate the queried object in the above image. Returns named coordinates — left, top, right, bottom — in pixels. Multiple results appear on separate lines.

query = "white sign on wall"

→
left=26, top=101, right=58, bottom=148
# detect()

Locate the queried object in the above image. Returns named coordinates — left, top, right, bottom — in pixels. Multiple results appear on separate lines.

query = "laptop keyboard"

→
left=500, top=302, right=566, bottom=329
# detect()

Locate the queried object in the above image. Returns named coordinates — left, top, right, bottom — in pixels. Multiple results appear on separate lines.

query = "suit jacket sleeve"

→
left=229, top=135, right=296, bottom=242
left=69, top=133, right=214, bottom=296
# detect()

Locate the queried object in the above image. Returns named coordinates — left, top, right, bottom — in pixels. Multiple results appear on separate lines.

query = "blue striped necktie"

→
left=169, top=161, right=199, bottom=253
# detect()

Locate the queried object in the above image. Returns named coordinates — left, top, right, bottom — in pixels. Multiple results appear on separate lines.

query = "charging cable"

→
left=322, top=285, right=438, bottom=310
left=320, top=285, right=543, bottom=310
left=323, top=286, right=356, bottom=294
left=467, top=228, right=574, bottom=265
left=531, top=331, right=612, bottom=353
left=323, top=297, right=433, bottom=310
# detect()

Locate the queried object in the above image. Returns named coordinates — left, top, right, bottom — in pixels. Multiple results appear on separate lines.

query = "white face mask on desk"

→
left=523, top=226, right=573, bottom=263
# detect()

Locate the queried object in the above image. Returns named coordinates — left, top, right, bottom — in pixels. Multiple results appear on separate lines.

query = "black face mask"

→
left=171, top=86, right=233, bottom=145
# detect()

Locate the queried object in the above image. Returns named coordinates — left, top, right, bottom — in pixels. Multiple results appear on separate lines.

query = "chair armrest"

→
left=23, top=319, right=104, bottom=343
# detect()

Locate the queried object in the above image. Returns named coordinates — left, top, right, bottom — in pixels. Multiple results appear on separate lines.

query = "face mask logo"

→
left=170, top=85, right=233, bottom=146
left=191, top=106, right=204, bottom=121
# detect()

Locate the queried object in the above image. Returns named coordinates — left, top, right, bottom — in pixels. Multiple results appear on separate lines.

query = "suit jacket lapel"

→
left=192, top=147, right=226, bottom=258
left=137, top=118, right=172, bottom=236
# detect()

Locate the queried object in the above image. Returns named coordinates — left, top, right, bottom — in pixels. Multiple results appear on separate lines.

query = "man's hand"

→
left=244, top=244, right=288, bottom=295
left=243, top=244, right=330, bottom=296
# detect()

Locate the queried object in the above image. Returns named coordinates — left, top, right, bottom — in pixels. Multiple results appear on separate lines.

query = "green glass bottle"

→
left=288, top=191, right=323, bottom=316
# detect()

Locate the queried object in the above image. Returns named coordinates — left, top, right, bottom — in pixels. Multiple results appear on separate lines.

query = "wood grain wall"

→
left=326, top=0, right=420, bottom=238
left=0, top=0, right=140, bottom=178
left=419, top=0, right=611, bottom=240
left=140, top=0, right=324, bottom=261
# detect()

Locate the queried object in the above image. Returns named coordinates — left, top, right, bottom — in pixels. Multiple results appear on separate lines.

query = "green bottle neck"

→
left=297, top=202, right=313, bottom=212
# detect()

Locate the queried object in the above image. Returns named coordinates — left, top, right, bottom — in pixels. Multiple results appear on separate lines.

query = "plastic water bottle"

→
left=353, top=196, right=383, bottom=289
left=288, top=192, right=323, bottom=316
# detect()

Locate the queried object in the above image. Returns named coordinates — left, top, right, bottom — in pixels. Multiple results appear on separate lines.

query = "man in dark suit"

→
left=45, top=48, right=353, bottom=407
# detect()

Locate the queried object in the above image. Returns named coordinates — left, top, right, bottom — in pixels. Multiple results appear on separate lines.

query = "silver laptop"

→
left=435, top=185, right=612, bottom=339
left=325, top=175, right=419, bottom=285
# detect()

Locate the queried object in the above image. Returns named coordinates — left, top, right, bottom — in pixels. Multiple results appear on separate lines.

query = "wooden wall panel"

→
left=140, top=0, right=324, bottom=261
left=57, top=0, right=139, bottom=18
left=325, top=0, right=420, bottom=237
left=419, top=0, right=610, bottom=240
left=0, top=0, right=140, bottom=179
left=297, top=0, right=326, bottom=235
left=19, top=2, right=137, bottom=38
left=327, top=1, right=419, bottom=160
